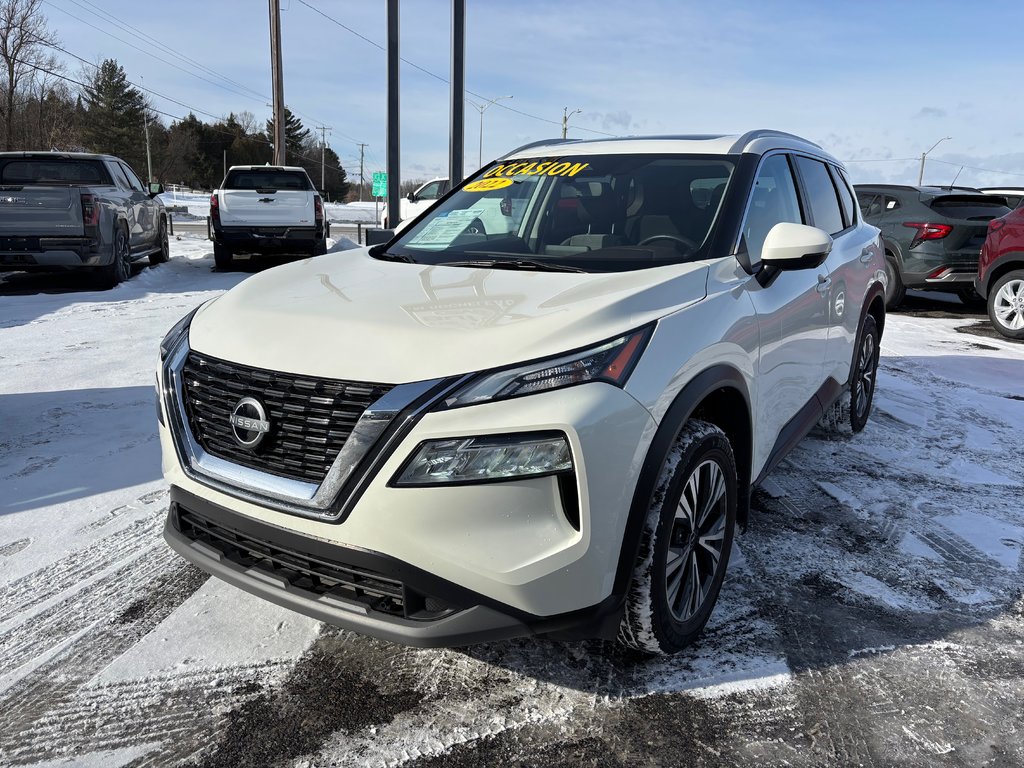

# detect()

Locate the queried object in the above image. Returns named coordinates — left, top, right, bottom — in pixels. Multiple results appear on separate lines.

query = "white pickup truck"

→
left=210, top=165, right=329, bottom=270
left=380, top=177, right=451, bottom=230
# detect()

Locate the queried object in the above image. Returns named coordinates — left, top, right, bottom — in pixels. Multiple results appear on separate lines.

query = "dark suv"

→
left=855, top=184, right=1011, bottom=308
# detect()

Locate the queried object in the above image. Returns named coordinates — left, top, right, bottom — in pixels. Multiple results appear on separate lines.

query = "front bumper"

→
left=164, top=486, right=622, bottom=646
left=158, top=347, right=656, bottom=641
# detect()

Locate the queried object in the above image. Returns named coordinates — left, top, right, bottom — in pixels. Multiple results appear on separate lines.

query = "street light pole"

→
left=562, top=107, right=582, bottom=139
left=918, top=136, right=951, bottom=186
left=468, top=95, right=513, bottom=169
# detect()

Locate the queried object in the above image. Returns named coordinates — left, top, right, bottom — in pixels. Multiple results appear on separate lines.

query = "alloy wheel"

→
left=666, top=458, right=728, bottom=622
left=993, top=278, right=1024, bottom=332
left=855, top=331, right=877, bottom=420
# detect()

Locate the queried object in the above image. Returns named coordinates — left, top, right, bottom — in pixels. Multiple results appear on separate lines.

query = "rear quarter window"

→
left=224, top=170, right=311, bottom=191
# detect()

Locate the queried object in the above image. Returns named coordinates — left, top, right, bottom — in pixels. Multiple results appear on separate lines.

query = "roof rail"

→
left=729, top=130, right=822, bottom=153
left=500, top=138, right=579, bottom=159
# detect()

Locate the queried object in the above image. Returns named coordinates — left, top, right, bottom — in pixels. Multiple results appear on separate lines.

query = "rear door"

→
left=219, top=169, right=314, bottom=227
left=113, top=161, right=154, bottom=252
left=793, top=156, right=877, bottom=387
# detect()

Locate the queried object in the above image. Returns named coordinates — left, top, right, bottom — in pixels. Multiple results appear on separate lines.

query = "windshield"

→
left=385, top=153, right=735, bottom=272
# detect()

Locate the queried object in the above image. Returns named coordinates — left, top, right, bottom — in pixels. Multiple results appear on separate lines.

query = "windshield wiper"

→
left=374, top=250, right=416, bottom=263
left=438, top=257, right=586, bottom=273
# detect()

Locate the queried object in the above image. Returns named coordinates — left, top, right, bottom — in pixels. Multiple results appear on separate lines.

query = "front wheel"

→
left=988, top=269, right=1024, bottom=340
left=618, top=420, right=737, bottom=655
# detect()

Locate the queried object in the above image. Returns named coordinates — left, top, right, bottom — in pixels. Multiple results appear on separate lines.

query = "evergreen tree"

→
left=81, top=59, right=148, bottom=176
left=265, top=106, right=310, bottom=165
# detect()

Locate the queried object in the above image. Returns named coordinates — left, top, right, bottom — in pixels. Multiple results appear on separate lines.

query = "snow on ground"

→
left=1, top=248, right=1023, bottom=766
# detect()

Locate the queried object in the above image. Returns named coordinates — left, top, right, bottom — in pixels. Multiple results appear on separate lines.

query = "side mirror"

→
left=148, top=182, right=164, bottom=197
left=406, top=192, right=417, bottom=202
left=760, top=222, right=832, bottom=270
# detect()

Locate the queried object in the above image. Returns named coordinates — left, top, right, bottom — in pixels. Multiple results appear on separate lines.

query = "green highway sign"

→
left=372, top=171, right=388, bottom=197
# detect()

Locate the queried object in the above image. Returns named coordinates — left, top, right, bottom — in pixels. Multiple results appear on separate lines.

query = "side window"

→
left=119, top=162, right=145, bottom=192
left=831, top=166, right=857, bottom=228
left=794, top=156, right=844, bottom=236
left=417, top=181, right=442, bottom=200
left=108, top=161, right=131, bottom=190
left=743, top=153, right=803, bottom=262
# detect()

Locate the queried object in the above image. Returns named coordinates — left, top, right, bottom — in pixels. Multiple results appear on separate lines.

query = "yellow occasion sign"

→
left=483, top=158, right=590, bottom=179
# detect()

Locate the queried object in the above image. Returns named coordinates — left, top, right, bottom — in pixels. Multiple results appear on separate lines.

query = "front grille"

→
left=177, top=507, right=408, bottom=617
left=181, top=352, right=393, bottom=484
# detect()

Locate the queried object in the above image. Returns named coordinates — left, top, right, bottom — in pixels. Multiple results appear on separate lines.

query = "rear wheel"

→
left=820, top=314, right=880, bottom=435
left=148, top=218, right=170, bottom=265
left=213, top=242, right=233, bottom=271
left=988, top=269, right=1024, bottom=340
left=618, top=420, right=737, bottom=655
left=97, top=224, right=131, bottom=289
left=883, top=254, right=905, bottom=310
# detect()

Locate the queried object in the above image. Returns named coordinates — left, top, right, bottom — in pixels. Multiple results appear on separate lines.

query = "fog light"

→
left=392, top=431, right=572, bottom=486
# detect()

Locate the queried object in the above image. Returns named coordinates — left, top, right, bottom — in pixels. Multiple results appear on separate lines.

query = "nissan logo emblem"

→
left=229, top=397, right=271, bottom=449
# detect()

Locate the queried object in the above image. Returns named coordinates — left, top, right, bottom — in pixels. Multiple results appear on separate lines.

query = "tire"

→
left=820, top=314, right=881, bottom=435
left=883, top=254, right=905, bottom=310
left=618, top=420, right=737, bottom=655
left=987, top=269, right=1024, bottom=340
left=956, top=287, right=985, bottom=308
left=311, top=237, right=327, bottom=256
left=213, top=242, right=233, bottom=271
left=148, top=218, right=170, bottom=265
left=97, top=224, right=131, bottom=289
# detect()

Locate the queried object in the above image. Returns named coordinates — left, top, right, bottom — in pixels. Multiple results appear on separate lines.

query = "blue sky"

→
left=40, top=0, right=1024, bottom=188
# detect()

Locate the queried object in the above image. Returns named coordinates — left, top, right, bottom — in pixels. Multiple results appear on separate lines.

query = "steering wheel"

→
left=638, top=234, right=698, bottom=251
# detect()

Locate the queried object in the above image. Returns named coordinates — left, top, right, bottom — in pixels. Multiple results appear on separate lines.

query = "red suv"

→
left=977, top=206, right=1024, bottom=339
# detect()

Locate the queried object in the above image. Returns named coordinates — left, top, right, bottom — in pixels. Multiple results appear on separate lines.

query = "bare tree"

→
left=0, top=0, right=60, bottom=150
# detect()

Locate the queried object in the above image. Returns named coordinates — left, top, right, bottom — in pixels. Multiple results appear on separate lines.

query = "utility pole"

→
left=469, top=95, right=512, bottom=169
left=561, top=107, right=582, bottom=140
left=315, top=125, right=332, bottom=194
left=449, top=0, right=465, bottom=186
left=385, top=0, right=400, bottom=229
left=141, top=76, right=152, bottom=183
left=269, top=0, right=286, bottom=165
left=357, top=142, right=368, bottom=201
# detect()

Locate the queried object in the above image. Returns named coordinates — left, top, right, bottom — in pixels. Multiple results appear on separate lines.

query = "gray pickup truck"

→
left=0, top=152, right=168, bottom=288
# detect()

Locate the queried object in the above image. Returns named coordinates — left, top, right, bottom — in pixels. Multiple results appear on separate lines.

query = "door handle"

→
left=816, top=274, right=832, bottom=294
left=859, top=247, right=874, bottom=263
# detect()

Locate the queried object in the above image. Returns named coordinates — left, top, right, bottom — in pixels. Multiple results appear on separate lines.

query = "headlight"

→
left=392, top=432, right=572, bottom=486
left=441, top=326, right=651, bottom=408
left=159, top=304, right=203, bottom=361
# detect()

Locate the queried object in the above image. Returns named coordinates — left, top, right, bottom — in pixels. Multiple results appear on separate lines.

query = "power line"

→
left=843, top=157, right=918, bottom=163
left=294, top=0, right=619, bottom=139
left=928, top=158, right=1024, bottom=179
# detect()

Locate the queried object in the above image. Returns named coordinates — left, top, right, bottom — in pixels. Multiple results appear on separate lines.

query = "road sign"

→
left=372, top=171, right=388, bottom=197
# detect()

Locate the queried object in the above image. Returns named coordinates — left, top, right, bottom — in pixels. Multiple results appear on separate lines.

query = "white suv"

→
left=158, top=131, right=886, bottom=654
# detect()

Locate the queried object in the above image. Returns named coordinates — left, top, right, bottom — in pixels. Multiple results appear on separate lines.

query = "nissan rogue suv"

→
left=158, top=131, right=886, bottom=654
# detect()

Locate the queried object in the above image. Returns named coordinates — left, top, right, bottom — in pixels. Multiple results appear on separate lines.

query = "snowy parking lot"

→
left=1, top=235, right=1023, bottom=767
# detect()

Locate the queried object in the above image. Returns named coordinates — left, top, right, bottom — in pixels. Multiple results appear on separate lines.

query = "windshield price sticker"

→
left=463, top=177, right=513, bottom=193
left=483, top=158, right=590, bottom=179
left=407, top=209, right=485, bottom=248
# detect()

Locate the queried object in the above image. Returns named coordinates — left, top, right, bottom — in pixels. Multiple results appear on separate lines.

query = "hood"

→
left=188, top=249, right=708, bottom=383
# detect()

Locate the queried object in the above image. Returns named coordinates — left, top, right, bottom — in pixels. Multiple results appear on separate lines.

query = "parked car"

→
left=979, top=187, right=1024, bottom=210
left=158, top=130, right=886, bottom=655
left=0, top=151, right=167, bottom=288
left=976, top=205, right=1024, bottom=339
left=210, top=165, right=329, bottom=270
left=380, top=177, right=451, bottom=230
left=854, top=184, right=1010, bottom=308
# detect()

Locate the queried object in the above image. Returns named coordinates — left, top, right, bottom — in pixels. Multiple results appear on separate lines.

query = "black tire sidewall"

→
left=849, top=315, right=880, bottom=432
left=884, top=255, right=905, bottom=309
left=647, top=431, right=737, bottom=650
